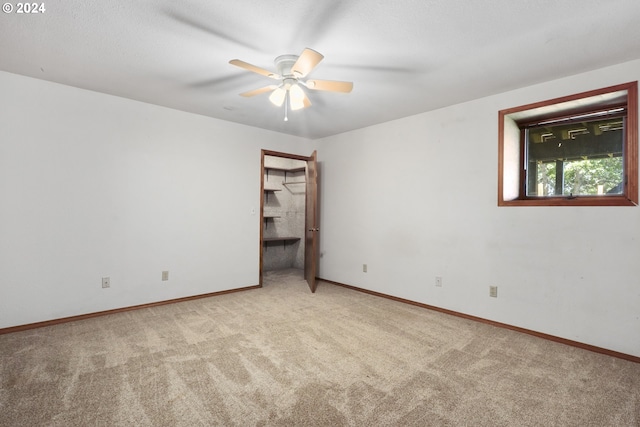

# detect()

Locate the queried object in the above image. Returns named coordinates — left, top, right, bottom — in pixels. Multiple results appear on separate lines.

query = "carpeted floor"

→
left=1, top=269, right=639, bottom=426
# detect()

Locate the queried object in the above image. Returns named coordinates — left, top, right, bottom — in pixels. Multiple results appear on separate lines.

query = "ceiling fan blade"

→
left=166, top=10, right=260, bottom=51
left=306, top=79, right=353, bottom=93
left=240, top=85, right=277, bottom=97
left=229, top=59, right=281, bottom=79
left=291, top=48, right=324, bottom=78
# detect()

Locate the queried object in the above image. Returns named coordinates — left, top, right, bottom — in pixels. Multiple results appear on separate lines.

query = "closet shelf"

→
left=263, top=237, right=300, bottom=242
left=263, top=236, right=301, bottom=249
left=265, top=165, right=305, bottom=183
left=263, top=215, right=280, bottom=228
left=264, top=166, right=305, bottom=173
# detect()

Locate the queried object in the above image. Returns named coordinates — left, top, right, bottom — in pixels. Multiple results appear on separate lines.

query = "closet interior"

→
left=262, top=155, right=307, bottom=274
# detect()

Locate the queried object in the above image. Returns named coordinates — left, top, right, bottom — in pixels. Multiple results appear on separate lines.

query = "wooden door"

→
left=304, top=151, right=318, bottom=292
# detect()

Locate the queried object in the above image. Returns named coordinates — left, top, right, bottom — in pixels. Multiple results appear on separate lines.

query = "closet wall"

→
left=262, top=155, right=306, bottom=271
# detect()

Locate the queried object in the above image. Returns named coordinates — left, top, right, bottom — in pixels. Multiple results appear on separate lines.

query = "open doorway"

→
left=260, top=150, right=318, bottom=292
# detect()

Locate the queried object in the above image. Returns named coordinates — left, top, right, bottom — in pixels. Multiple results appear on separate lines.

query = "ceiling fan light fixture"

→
left=289, top=84, right=306, bottom=111
left=290, top=99, right=304, bottom=111
left=230, top=48, right=352, bottom=118
left=269, top=87, right=286, bottom=107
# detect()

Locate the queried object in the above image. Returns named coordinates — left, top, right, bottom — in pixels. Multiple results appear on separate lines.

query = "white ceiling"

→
left=2, top=0, right=640, bottom=139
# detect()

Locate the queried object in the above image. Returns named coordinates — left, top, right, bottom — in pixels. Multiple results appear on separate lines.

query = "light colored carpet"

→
left=1, top=269, right=639, bottom=426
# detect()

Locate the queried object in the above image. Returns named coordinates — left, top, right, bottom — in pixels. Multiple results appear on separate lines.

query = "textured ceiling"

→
left=2, top=0, right=640, bottom=139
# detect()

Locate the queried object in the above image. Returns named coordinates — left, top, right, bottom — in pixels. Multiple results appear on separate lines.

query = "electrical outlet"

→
left=102, top=277, right=110, bottom=288
left=490, top=286, right=498, bottom=298
left=162, top=271, right=169, bottom=281
left=363, top=264, right=367, bottom=273
left=435, top=276, right=442, bottom=287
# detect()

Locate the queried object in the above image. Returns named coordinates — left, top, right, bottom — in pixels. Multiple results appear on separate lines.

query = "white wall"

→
left=3, top=60, right=639, bottom=357
left=315, top=59, right=640, bottom=357
left=0, top=71, right=310, bottom=328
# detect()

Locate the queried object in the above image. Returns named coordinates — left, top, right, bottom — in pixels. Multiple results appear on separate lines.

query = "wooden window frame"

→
left=498, top=81, right=638, bottom=206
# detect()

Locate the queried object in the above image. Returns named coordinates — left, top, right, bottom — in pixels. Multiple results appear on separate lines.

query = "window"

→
left=498, top=82, right=638, bottom=206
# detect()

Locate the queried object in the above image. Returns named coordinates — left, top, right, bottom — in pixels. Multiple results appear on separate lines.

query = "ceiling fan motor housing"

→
left=274, top=55, right=299, bottom=78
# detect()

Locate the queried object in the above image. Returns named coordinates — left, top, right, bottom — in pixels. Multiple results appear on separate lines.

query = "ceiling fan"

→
left=229, top=48, right=353, bottom=120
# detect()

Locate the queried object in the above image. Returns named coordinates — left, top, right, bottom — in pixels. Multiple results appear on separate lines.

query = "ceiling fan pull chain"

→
left=284, top=91, right=289, bottom=122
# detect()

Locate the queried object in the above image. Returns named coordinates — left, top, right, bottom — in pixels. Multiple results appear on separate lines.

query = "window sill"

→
left=499, top=195, right=638, bottom=207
